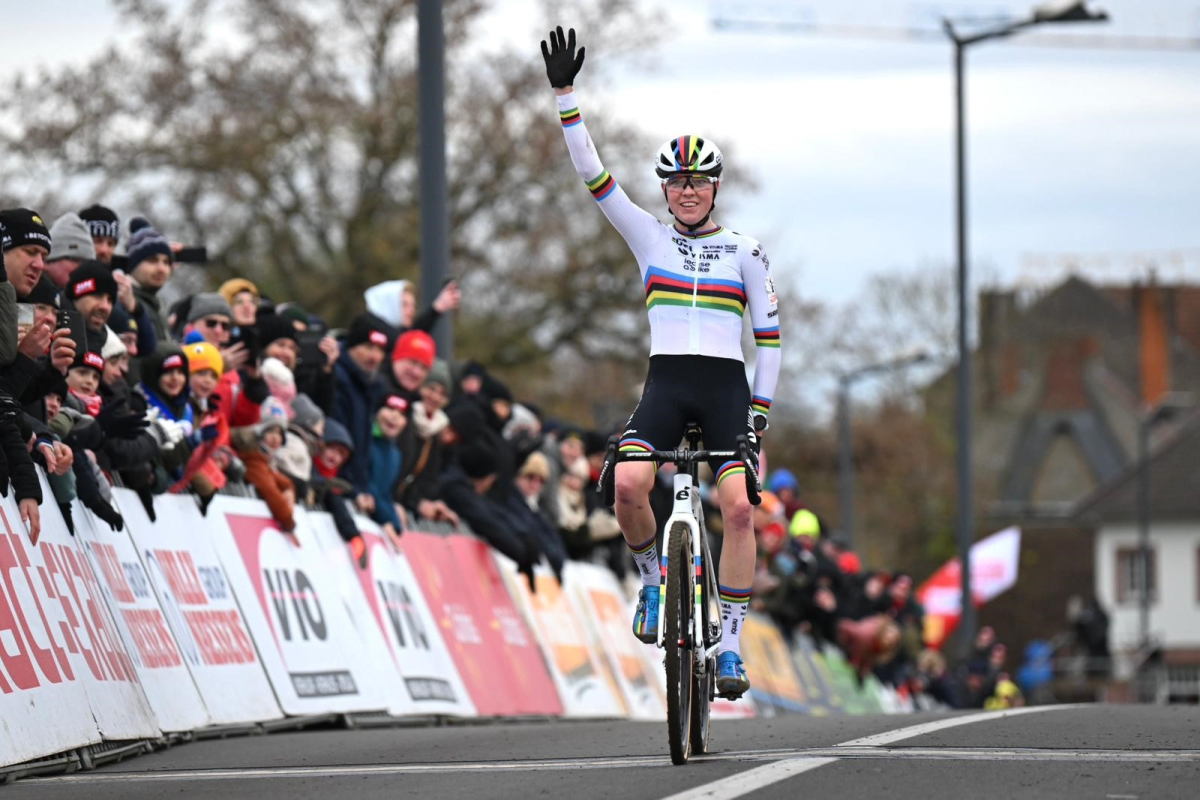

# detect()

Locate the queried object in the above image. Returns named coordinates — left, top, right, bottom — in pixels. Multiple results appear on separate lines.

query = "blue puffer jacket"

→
left=331, top=350, right=383, bottom=495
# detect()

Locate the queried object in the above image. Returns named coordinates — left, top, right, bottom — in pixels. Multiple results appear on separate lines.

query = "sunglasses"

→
left=202, top=318, right=231, bottom=331
left=663, top=174, right=717, bottom=192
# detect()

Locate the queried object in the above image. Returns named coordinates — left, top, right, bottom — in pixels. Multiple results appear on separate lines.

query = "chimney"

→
left=1137, top=276, right=1170, bottom=406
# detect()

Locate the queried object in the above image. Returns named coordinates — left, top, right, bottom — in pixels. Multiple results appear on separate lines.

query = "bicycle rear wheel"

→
left=664, top=522, right=693, bottom=765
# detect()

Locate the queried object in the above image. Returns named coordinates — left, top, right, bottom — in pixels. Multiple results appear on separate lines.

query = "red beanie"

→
left=838, top=551, right=862, bottom=576
left=392, top=330, right=435, bottom=369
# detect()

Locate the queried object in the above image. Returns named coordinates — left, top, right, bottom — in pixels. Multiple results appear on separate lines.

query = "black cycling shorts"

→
left=619, top=355, right=754, bottom=478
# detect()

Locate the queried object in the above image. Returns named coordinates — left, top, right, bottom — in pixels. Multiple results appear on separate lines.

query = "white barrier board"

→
left=207, top=497, right=388, bottom=715
left=567, top=563, right=667, bottom=721
left=0, top=489, right=104, bottom=766
left=309, top=514, right=475, bottom=717
left=75, top=500, right=211, bottom=732
left=499, top=559, right=626, bottom=718
left=117, top=490, right=283, bottom=724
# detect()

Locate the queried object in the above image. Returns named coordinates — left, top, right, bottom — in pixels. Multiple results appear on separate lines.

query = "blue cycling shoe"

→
left=716, top=651, right=750, bottom=699
left=632, top=587, right=660, bottom=644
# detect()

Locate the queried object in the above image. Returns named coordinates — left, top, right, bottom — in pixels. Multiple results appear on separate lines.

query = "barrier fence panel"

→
left=402, top=532, right=561, bottom=717
left=117, top=490, right=283, bottom=724
left=788, top=634, right=840, bottom=716
left=565, top=563, right=667, bottom=721
left=27, top=477, right=161, bottom=743
left=742, top=613, right=811, bottom=714
left=206, top=496, right=389, bottom=715
left=309, top=516, right=475, bottom=718
left=499, top=559, right=626, bottom=719
left=0, top=488, right=105, bottom=766
left=74, top=501, right=211, bottom=733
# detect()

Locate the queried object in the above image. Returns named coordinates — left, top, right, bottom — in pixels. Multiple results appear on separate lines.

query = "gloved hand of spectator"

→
left=97, top=399, right=150, bottom=440
left=88, top=497, right=124, bottom=532
left=136, top=484, right=157, bottom=523
left=200, top=420, right=220, bottom=442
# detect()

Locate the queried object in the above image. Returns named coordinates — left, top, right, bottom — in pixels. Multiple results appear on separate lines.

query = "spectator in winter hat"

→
left=186, top=293, right=233, bottom=347
left=24, top=275, right=60, bottom=330
left=124, top=217, right=174, bottom=341
left=183, top=341, right=223, bottom=414
left=257, top=313, right=299, bottom=369
left=367, top=393, right=409, bottom=540
left=101, top=331, right=131, bottom=388
left=66, top=346, right=106, bottom=417
left=259, top=357, right=297, bottom=421
left=276, top=303, right=311, bottom=331
left=218, top=278, right=259, bottom=329
left=108, top=309, right=142, bottom=359
left=46, top=213, right=97, bottom=288
left=332, top=312, right=390, bottom=514
left=65, top=260, right=119, bottom=337
left=0, top=208, right=52, bottom=297
left=389, top=329, right=435, bottom=398
left=78, top=205, right=120, bottom=265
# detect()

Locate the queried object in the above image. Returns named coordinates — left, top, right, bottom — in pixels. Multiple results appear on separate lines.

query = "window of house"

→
left=1116, top=547, right=1156, bottom=604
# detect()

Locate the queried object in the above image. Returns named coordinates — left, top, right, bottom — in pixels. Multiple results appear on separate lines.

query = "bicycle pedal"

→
left=717, top=690, right=744, bottom=701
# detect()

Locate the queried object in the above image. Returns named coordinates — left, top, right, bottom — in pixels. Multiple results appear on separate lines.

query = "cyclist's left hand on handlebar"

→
left=541, top=25, right=586, bottom=89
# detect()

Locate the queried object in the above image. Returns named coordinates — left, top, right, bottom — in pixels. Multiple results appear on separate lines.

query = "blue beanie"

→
left=125, top=216, right=173, bottom=275
left=766, top=468, right=800, bottom=494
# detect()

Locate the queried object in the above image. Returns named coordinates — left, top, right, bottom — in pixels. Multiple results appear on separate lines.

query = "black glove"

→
left=89, top=498, right=124, bottom=532
left=0, top=449, right=9, bottom=498
left=540, top=26, right=585, bottom=89
left=136, top=484, right=157, bottom=523
left=59, top=502, right=76, bottom=535
left=97, top=399, right=150, bottom=440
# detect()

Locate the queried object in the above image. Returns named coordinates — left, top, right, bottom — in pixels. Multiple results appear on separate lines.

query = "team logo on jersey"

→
left=724, top=244, right=738, bottom=253
left=765, top=276, right=778, bottom=305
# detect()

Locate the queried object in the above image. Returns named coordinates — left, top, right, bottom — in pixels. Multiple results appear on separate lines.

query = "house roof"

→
left=1074, top=411, right=1200, bottom=522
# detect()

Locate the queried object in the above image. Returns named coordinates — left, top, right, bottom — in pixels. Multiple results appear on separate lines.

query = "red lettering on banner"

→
left=121, top=609, right=183, bottom=669
left=44, top=543, right=104, bottom=680
left=0, top=519, right=67, bottom=687
left=0, top=573, right=35, bottom=692
left=70, top=545, right=137, bottom=682
left=91, top=543, right=136, bottom=604
left=155, top=549, right=208, bottom=606
left=184, top=610, right=256, bottom=665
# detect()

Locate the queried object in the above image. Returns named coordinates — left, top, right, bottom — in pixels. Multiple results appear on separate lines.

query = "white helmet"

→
left=653, top=135, right=724, bottom=180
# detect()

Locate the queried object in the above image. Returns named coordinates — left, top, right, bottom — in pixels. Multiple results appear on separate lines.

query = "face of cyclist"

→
left=663, top=174, right=717, bottom=228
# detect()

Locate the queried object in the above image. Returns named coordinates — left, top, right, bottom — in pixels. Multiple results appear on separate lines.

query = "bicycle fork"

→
left=657, top=474, right=721, bottom=674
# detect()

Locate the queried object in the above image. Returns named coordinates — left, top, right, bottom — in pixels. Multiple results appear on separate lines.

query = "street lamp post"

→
left=942, top=0, right=1107, bottom=656
left=837, top=352, right=929, bottom=550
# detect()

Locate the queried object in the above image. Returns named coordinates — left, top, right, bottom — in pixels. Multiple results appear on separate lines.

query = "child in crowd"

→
left=171, top=341, right=237, bottom=509
left=139, top=344, right=194, bottom=481
left=232, top=414, right=296, bottom=534
left=260, top=357, right=296, bottom=421
left=65, top=346, right=106, bottom=417
left=369, top=394, right=408, bottom=543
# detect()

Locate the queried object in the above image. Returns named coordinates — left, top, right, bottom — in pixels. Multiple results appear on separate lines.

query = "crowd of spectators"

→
left=0, top=204, right=1028, bottom=709
left=749, top=468, right=1024, bottom=709
left=0, top=204, right=635, bottom=592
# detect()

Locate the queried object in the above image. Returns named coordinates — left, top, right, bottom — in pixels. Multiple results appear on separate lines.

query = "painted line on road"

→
left=20, top=743, right=1200, bottom=786
left=662, top=704, right=1085, bottom=800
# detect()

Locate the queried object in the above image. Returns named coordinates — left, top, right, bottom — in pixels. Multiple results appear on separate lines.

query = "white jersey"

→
left=556, top=92, right=781, bottom=417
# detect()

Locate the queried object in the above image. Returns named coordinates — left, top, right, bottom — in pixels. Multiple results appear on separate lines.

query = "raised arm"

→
left=542, top=27, right=660, bottom=262
left=742, top=241, right=781, bottom=426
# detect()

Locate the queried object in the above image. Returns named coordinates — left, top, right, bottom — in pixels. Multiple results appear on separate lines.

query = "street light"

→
left=837, top=350, right=929, bottom=550
left=943, top=0, right=1108, bottom=656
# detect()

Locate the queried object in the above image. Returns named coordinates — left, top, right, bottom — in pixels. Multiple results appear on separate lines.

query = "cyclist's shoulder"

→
left=720, top=230, right=769, bottom=265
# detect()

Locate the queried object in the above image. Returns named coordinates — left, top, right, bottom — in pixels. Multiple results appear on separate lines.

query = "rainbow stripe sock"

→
left=628, top=534, right=660, bottom=588
left=718, top=584, right=751, bottom=656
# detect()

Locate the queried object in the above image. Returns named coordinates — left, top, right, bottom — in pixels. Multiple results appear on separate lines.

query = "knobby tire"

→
left=665, top=522, right=693, bottom=765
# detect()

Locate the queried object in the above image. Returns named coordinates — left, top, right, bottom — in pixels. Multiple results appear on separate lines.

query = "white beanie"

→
left=100, top=326, right=127, bottom=361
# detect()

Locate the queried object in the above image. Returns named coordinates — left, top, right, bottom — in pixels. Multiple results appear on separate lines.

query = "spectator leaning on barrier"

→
left=368, top=393, right=408, bottom=542
left=140, top=343, right=196, bottom=485
left=232, top=411, right=296, bottom=534
left=45, top=213, right=96, bottom=290
left=387, top=329, right=435, bottom=402
left=394, top=358, right=458, bottom=526
left=332, top=312, right=389, bottom=514
left=310, top=417, right=368, bottom=567
left=79, top=204, right=120, bottom=266
left=63, top=260, right=117, bottom=346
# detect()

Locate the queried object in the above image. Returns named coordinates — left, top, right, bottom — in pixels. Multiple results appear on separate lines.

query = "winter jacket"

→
left=438, top=463, right=537, bottom=569
left=331, top=350, right=383, bottom=495
left=368, top=429, right=404, bottom=531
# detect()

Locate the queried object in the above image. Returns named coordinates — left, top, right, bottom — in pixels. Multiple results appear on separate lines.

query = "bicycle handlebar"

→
left=597, top=434, right=761, bottom=507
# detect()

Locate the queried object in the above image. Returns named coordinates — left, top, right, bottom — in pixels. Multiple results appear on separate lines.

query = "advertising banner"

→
left=788, top=634, right=839, bottom=716
left=207, top=496, right=388, bottom=715
left=0, top=490, right=105, bottom=766
left=500, top=560, right=625, bottom=718
left=742, top=613, right=809, bottom=713
left=566, top=563, right=666, bottom=721
left=75, top=501, right=211, bottom=732
left=308, top=513, right=476, bottom=717
left=445, top=536, right=562, bottom=717
left=117, top=490, right=282, bottom=724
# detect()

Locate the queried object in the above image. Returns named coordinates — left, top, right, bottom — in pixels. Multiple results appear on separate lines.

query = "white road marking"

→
left=662, top=705, right=1085, bottom=800
left=835, top=705, right=1085, bottom=748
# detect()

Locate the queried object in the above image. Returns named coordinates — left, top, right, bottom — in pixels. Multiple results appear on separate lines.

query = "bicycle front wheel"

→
left=664, top=521, right=694, bottom=765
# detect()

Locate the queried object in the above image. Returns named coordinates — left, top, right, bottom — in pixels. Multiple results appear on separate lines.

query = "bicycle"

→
left=598, top=425, right=760, bottom=765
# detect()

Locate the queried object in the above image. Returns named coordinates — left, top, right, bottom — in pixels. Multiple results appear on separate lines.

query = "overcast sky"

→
left=4, top=0, right=1198, bottom=311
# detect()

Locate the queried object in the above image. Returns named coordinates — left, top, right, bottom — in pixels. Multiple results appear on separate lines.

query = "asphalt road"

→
left=10, top=705, right=1199, bottom=799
